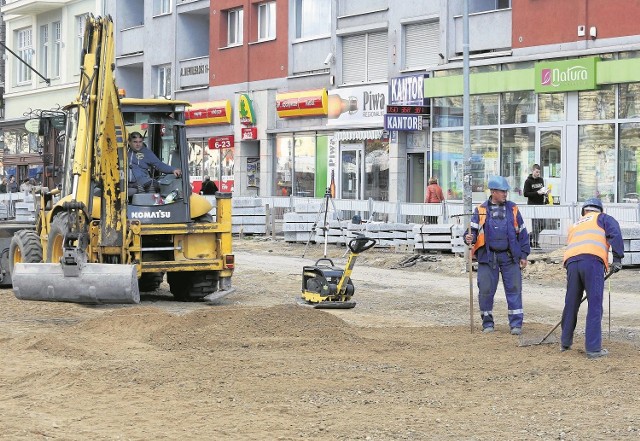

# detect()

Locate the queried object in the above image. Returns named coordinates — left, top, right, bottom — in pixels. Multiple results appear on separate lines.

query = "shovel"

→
left=519, top=270, right=614, bottom=347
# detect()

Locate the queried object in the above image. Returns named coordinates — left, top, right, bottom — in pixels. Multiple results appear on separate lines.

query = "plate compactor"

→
left=300, top=236, right=376, bottom=309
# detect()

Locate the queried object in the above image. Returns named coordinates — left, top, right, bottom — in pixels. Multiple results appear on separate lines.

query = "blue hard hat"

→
left=487, top=175, right=510, bottom=191
left=582, top=198, right=603, bottom=215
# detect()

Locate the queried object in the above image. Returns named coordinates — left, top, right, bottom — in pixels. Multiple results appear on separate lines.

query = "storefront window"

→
left=501, top=91, right=535, bottom=125
left=578, top=124, right=615, bottom=201
left=276, top=136, right=293, bottom=196
left=433, top=96, right=462, bottom=128
left=433, top=69, right=462, bottom=77
left=205, top=144, right=220, bottom=182
left=470, top=94, right=499, bottom=126
left=433, top=131, right=463, bottom=200
left=470, top=129, right=499, bottom=197
left=293, top=135, right=315, bottom=197
left=364, top=138, right=389, bottom=201
left=501, top=127, right=535, bottom=203
left=619, top=83, right=640, bottom=119
left=538, top=93, right=565, bottom=122
left=3, top=129, right=36, bottom=155
left=579, top=85, right=615, bottom=120
left=501, top=61, right=534, bottom=71
left=618, top=123, right=640, bottom=202
left=188, top=140, right=204, bottom=179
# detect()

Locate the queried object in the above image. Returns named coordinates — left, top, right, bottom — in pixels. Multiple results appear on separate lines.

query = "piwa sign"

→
left=534, top=57, right=598, bottom=93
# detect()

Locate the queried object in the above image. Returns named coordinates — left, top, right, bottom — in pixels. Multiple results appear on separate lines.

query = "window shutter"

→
left=405, top=21, right=440, bottom=70
left=342, top=34, right=366, bottom=84
left=366, top=31, right=388, bottom=82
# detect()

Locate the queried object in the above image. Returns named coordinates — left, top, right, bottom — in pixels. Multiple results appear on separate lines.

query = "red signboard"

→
left=208, top=135, right=234, bottom=150
left=185, top=100, right=232, bottom=126
left=275, top=89, right=328, bottom=118
left=241, top=127, right=257, bottom=140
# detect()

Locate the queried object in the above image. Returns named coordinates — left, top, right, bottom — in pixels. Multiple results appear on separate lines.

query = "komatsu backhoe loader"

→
left=8, top=16, right=234, bottom=304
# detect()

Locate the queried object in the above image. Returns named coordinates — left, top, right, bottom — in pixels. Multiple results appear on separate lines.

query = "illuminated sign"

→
left=185, top=100, right=232, bottom=126
left=208, top=135, right=234, bottom=150
left=275, top=89, right=328, bottom=118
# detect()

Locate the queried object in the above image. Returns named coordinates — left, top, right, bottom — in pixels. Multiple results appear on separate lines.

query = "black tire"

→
left=47, top=213, right=71, bottom=263
left=138, top=272, right=164, bottom=292
left=9, top=229, right=43, bottom=275
left=168, top=271, right=219, bottom=301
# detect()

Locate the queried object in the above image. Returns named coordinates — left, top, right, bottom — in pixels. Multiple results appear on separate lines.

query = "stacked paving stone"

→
left=413, top=224, right=466, bottom=253
left=232, top=198, right=267, bottom=235
left=283, top=200, right=339, bottom=243
left=346, top=222, right=415, bottom=247
left=14, top=197, right=36, bottom=223
left=620, top=224, right=640, bottom=266
left=314, top=219, right=349, bottom=244
left=0, top=202, right=8, bottom=220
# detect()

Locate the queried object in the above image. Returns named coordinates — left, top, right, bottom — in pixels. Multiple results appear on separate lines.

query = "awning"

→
left=276, top=89, right=327, bottom=118
left=185, top=100, right=232, bottom=126
left=333, top=129, right=385, bottom=141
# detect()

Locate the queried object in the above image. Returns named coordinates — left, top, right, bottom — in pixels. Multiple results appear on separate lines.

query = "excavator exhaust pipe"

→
left=12, top=263, right=140, bottom=304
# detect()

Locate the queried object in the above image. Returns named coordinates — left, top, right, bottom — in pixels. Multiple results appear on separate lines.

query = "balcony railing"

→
left=120, top=25, right=145, bottom=56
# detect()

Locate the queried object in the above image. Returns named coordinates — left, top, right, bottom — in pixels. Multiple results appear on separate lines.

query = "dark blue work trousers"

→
left=477, top=251, right=523, bottom=329
left=561, top=259, right=605, bottom=352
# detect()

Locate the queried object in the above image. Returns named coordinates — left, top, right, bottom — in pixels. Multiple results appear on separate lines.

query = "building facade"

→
left=0, top=0, right=105, bottom=182
left=107, top=0, right=640, bottom=212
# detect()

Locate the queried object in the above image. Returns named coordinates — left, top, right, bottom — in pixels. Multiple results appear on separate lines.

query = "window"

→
left=153, top=0, right=171, bottom=16
left=76, top=14, right=88, bottom=59
left=52, top=21, right=61, bottom=78
left=578, top=124, right=615, bottom=202
left=404, top=21, right=439, bottom=70
left=579, top=85, right=615, bottom=120
left=342, top=31, right=387, bottom=84
left=258, top=2, right=276, bottom=41
left=157, top=65, right=171, bottom=98
left=295, top=0, right=330, bottom=39
left=538, top=93, right=565, bottom=122
left=275, top=134, right=317, bottom=197
left=16, top=28, right=33, bottom=84
left=364, top=139, right=389, bottom=201
left=469, top=0, right=511, bottom=14
left=227, top=8, right=244, bottom=46
left=618, top=123, right=640, bottom=202
left=39, top=25, right=48, bottom=79
left=501, top=91, right=535, bottom=125
left=501, top=127, right=535, bottom=204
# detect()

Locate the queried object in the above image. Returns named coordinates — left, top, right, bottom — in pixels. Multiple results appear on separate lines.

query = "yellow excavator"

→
left=9, top=16, right=234, bottom=304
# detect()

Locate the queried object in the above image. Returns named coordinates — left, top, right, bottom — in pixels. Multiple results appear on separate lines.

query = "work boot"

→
left=510, top=327, right=522, bottom=335
left=586, top=348, right=609, bottom=359
left=560, top=345, right=571, bottom=352
left=482, top=326, right=494, bottom=333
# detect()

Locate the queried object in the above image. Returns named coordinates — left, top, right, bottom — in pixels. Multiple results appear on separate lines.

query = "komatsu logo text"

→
left=130, top=211, right=171, bottom=219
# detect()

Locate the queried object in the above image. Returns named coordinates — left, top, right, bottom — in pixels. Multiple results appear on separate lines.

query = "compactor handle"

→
left=349, top=236, right=376, bottom=254
left=314, top=258, right=335, bottom=267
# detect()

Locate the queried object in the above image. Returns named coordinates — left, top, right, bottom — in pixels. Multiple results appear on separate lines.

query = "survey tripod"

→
left=302, top=187, right=343, bottom=259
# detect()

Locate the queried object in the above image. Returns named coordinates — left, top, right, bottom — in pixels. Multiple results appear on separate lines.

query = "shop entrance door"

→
left=537, top=127, right=563, bottom=205
left=340, top=146, right=362, bottom=200
left=407, top=153, right=425, bottom=203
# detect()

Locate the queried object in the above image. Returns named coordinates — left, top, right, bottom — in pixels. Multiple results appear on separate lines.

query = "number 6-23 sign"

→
left=208, top=135, right=234, bottom=150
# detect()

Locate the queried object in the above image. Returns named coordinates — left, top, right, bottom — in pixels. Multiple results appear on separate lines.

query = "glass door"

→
left=340, top=146, right=362, bottom=200
left=537, top=127, right=563, bottom=205
left=407, top=153, right=425, bottom=203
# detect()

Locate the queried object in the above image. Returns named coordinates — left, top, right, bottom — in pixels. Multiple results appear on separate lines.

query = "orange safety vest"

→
left=563, top=213, right=610, bottom=270
left=472, top=204, right=520, bottom=255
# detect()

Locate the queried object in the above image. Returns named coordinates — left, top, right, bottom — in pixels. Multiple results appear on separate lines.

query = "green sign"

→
left=534, top=57, right=598, bottom=93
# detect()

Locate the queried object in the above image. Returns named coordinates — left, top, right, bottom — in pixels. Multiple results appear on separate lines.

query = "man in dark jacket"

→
left=523, top=164, right=547, bottom=248
left=200, top=175, right=218, bottom=195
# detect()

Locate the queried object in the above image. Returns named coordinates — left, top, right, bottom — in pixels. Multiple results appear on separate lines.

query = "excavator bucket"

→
left=12, top=263, right=140, bottom=304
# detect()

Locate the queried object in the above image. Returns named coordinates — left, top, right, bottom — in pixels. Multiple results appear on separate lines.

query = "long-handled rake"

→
left=519, top=270, right=614, bottom=347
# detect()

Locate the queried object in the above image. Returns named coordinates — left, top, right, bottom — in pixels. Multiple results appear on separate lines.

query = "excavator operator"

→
left=127, top=131, right=181, bottom=194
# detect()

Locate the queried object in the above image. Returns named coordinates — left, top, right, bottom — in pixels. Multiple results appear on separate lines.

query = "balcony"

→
left=177, top=0, right=209, bottom=15
left=1, top=0, right=71, bottom=16
left=120, top=25, right=145, bottom=57
left=454, top=8, right=511, bottom=54
left=178, top=56, right=209, bottom=89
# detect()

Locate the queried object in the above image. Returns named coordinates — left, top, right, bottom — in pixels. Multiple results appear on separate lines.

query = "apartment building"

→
left=0, top=0, right=105, bottom=180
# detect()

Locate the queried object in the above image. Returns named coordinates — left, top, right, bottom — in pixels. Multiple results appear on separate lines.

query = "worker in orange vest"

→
left=561, top=198, right=623, bottom=359
left=464, top=176, right=530, bottom=335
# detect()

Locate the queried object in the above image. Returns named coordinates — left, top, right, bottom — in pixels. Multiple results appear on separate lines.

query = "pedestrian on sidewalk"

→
left=561, top=198, right=624, bottom=359
left=464, top=175, right=530, bottom=335
left=424, top=176, right=444, bottom=224
left=523, top=164, right=547, bottom=249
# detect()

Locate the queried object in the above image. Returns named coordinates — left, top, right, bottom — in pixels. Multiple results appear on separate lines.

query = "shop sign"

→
left=386, top=105, right=429, bottom=115
left=185, top=100, right=232, bottom=126
left=326, top=84, right=387, bottom=127
left=384, top=115, right=423, bottom=131
left=241, top=127, right=257, bottom=140
left=239, top=94, right=256, bottom=125
left=275, top=89, right=328, bottom=118
left=208, top=135, right=234, bottom=150
left=24, top=119, right=40, bottom=133
left=388, top=74, right=428, bottom=106
left=534, top=57, right=598, bottom=93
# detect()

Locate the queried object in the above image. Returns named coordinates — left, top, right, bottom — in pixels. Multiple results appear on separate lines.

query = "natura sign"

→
left=534, top=57, right=598, bottom=93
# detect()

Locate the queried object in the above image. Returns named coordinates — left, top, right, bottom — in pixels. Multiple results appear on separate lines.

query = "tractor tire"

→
left=9, top=229, right=43, bottom=275
left=138, top=272, right=164, bottom=292
left=47, top=213, right=72, bottom=263
left=168, top=271, right=219, bottom=301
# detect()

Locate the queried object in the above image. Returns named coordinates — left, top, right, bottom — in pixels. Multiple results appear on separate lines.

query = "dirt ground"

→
left=2, top=238, right=640, bottom=440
